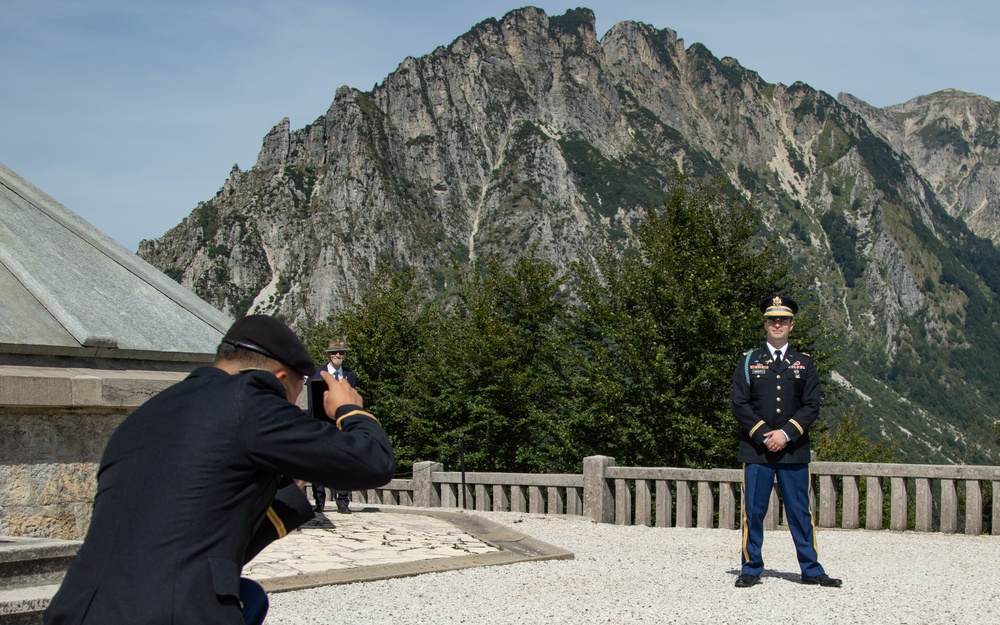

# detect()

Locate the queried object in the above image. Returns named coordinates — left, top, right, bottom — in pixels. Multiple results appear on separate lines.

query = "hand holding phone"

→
left=311, top=371, right=364, bottom=420
left=309, top=378, right=328, bottom=419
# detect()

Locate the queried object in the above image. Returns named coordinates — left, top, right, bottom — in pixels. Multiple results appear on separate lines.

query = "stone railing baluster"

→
left=719, top=482, right=737, bottom=530
left=843, top=476, right=860, bottom=529
left=966, top=480, right=983, bottom=536
left=614, top=478, right=631, bottom=525
left=475, top=484, right=490, bottom=511
left=511, top=485, right=527, bottom=513
left=547, top=486, right=564, bottom=515
left=890, top=476, right=908, bottom=531
left=819, top=475, right=836, bottom=527
left=697, top=481, right=714, bottom=529
left=566, top=487, right=582, bottom=516
left=940, top=479, right=958, bottom=534
left=635, top=479, right=652, bottom=527
left=492, top=484, right=508, bottom=512
left=528, top=485, right=544, bottom=513
left=993, top=481, right=1000, bottom=535
left=916, top=478, right=933, bottom=532
left=375, top=458, right=997, bottom=538
left=655, top=480, right=672, bottom=528
left=676, top=481, right=693, bottom=528
left=866, top=476, right=883, bottom=530
left=442, top=482, right=458, bottom=508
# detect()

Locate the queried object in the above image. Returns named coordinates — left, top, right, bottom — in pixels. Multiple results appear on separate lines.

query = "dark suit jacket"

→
left=306, top=365, right=358, bottom=493
left=310, top=364, right=356, bottom=388
left=731, top=344, right=820, bottom=464
left=44, top=366, right=394, bottom=625
left=243, top=478, right=315, bottom=563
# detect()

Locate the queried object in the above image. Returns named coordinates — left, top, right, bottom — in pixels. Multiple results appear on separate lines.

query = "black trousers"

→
left=311, top=484, right=349, bottom=508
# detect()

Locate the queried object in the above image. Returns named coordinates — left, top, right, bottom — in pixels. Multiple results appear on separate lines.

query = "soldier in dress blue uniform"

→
left=731, top=295, right=842, bottom=588
left=44, top=315, right=395, bottom=625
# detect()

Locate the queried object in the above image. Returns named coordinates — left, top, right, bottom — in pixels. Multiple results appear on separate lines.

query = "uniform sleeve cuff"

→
left=333, top=405, right=380, bottom=429
left=787, top=419, right=805, bottom=439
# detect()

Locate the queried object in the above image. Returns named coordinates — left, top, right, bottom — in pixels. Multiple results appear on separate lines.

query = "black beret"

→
left=221, top=315, right=314, bottom=376
left=759, top=295, right=798, bottom=317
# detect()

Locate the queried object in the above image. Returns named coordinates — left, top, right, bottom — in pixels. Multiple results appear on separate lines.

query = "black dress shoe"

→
left=735, top=574, right=760, bottom=588
left=802, top=574, right=842, bottom=587
left=313, top=504, right=324, bottom=513
left=336, top=504, right=351, bottom=514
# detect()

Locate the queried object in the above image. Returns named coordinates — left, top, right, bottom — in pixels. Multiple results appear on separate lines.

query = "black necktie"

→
left=774, top=349, right=781, bottom=364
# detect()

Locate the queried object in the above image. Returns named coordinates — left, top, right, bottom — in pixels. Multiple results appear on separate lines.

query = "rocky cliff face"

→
left=841, top=89, right=1000, bottom=243
left=139, top=7, right=1000, bottom=463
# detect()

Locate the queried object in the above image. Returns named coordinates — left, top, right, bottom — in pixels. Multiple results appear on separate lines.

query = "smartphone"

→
left=309, top=378, right=328, bottom=419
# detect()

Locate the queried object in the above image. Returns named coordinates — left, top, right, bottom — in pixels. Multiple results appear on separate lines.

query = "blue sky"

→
left=3, top=0, right=996, bottom=251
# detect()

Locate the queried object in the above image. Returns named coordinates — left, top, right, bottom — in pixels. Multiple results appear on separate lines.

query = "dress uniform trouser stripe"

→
left=740, top=463, right=750, bottom=562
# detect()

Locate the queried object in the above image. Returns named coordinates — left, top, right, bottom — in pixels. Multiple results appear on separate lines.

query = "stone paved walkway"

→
left=242, top=506, right=574, bottom=592
left=0, top=506, right=573, bottom=620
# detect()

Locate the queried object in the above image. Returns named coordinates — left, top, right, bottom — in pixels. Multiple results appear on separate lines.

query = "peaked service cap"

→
left=759, top=295, right=798, bottom=318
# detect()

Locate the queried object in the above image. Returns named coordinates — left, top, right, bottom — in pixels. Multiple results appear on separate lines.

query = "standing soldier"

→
left=731, top=295, right=842, bottom=588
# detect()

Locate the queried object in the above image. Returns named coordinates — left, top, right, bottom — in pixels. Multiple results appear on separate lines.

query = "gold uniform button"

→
left=777, top=385, right=782, bottom=391
left=776, top=408, right=782, bottom=414
left=776, top=397, right=782, bottom=402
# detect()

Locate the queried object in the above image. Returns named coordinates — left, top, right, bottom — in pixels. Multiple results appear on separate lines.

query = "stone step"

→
left=0, top=584, right=58, bottom=624
left=0, top=537, right=79, bottom=623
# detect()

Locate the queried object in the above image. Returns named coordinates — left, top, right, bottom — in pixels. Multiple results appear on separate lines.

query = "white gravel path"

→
left=266, top=511, right=1000, bottom=625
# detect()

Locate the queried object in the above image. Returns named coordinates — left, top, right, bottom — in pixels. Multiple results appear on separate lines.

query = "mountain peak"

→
left=139, top=7, right=1000, bottom=464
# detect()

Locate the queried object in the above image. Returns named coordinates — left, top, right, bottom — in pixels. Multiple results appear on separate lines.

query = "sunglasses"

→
left=328, top=350, right=347, bottom=356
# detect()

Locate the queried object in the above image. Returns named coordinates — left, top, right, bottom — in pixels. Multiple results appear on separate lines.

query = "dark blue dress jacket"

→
left=732, top=344, right=820, bottom=464
left=45, top=366, right=394, bottom=625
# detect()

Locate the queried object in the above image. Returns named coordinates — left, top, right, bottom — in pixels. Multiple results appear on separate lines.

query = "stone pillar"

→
left=583, top=455, right=614, bottom=524
left=412, top=461, right=443, bottom=508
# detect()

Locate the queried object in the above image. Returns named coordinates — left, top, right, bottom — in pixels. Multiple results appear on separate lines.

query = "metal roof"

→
left=0, top=162, right=232, bottom=363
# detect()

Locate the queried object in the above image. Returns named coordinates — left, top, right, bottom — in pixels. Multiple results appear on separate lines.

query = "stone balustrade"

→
left=355, top=456, right=1000, bottom=536
left=11, top=363, right=993, bottom=541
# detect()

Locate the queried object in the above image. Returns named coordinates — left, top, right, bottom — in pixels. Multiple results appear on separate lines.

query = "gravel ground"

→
left=267, top=511, right=1000, bottom=625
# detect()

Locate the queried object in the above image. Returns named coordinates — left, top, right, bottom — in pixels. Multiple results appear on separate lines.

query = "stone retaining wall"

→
left=0, top=365, right=188, bottom=540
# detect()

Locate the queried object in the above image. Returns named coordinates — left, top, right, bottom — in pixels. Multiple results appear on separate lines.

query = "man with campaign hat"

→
left=309, top=336, right=357, bottom=513
left=45, top=315, right=395, bottom=625
left=730, top=296, right=842, bottom=589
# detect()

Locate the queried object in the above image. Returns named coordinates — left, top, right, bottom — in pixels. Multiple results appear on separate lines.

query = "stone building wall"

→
left=0, top=365, right=189, bottom=540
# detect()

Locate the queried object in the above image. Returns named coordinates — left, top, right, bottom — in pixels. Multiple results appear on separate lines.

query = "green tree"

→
left=426, top=253, right=575, bottom=472
left=812, top=408, right=901, bottom=463
left=296, top=174, right=843, bottom=474
left=312, top=256, right=578, bottom=474
left=307, top=265, right=439, bottom=473
left=566, top=171, right=830, bottom=468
